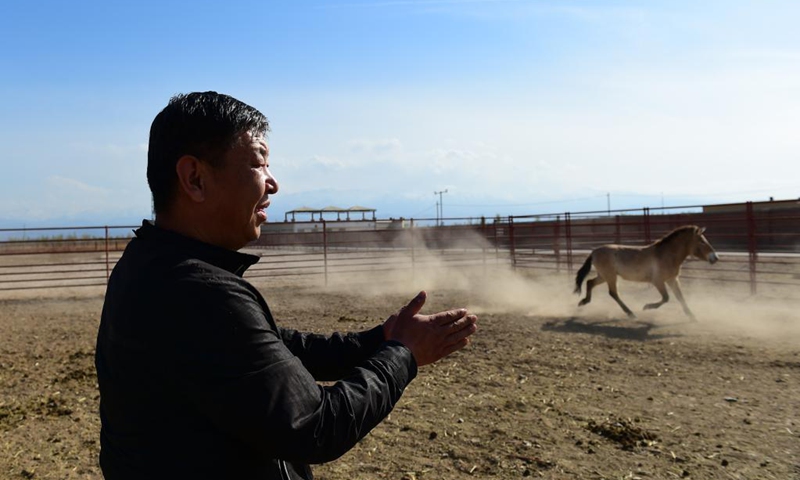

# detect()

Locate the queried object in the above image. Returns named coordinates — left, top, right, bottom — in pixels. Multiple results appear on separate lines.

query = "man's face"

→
left=205, top=131, right=278, bottom=250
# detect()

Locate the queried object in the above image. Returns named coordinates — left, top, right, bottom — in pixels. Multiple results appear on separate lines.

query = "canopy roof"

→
left=284, top=205, right=377, bottom=221
left=286, top=206, right=376, bottom=214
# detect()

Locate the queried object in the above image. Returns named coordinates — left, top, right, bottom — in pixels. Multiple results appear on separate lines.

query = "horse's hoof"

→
left=626, top=312, right=637, bottom=319
left=578, top=300, right=589, bottom=307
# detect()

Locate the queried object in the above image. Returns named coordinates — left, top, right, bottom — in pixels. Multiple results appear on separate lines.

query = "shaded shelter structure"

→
left=284, top=206, right=377, bottom=222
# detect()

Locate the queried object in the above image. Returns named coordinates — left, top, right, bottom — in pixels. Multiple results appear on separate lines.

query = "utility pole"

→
left=607, top=193, right=611, bottom=216
left=434, top=189, right=448, bottom=226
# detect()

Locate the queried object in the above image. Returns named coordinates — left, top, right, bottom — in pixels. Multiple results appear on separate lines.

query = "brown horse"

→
left=574, top=225, right=718, bottom=320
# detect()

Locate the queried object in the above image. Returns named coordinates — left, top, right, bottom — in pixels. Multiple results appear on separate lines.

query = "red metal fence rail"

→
left=506, top=201, right=800, bottom=297
left=1, top=199, right=798, bottom=296
left=0, top=225, right=136, bottom=291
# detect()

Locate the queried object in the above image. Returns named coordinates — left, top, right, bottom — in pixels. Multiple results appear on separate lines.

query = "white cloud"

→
left=347, top=138, right=403, bottom=155
left=425, top=147, right=481, bottom=173
left=0, top=176, right=150, bottom=222
left=66, top=142, right=147, bottom=157
left=308, top=155, right=348, bottom=169
left=730, top=48, right=800, bottom=62
left=46, top=176, right=111, bottom=196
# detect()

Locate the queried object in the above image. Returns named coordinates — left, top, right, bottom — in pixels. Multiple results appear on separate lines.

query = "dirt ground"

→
left=1, top=266, right=798, bottom=480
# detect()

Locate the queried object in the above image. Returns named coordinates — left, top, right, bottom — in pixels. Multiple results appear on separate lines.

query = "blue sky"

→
left=1, top=0, right=798, bottom=227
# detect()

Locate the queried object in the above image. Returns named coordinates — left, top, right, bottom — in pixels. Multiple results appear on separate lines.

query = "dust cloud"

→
left=321, top=236, right=800, bottom=346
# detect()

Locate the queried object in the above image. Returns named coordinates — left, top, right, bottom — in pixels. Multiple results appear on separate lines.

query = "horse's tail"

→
left=574, top=254, right=593, bottom=294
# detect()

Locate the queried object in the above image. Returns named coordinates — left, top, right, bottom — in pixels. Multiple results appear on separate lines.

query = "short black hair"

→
left=147, top=91, right=269, bottom=213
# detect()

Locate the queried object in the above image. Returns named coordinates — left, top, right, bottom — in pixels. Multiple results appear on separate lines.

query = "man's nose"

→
left=266, top=170, right=279, bottom=194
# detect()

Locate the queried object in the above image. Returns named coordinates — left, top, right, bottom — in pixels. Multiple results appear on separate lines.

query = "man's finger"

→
left=432, top=308, right=468, bottom=326
left=402, top=291, right=427, bottom=317
left=445, top=316, right=478, bottom=340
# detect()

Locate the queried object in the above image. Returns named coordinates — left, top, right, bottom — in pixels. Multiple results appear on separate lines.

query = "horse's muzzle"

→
left=708, top=253, right=719, bottom=264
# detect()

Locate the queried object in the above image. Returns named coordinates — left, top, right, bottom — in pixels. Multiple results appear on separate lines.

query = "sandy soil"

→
left=1, top=266, right=798, bottom=479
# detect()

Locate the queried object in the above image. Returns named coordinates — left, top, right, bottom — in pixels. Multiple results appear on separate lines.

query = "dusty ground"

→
left=1, top=266, right=798, bottom=479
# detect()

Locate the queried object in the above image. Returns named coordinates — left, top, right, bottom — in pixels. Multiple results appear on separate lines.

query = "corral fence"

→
left=0, top=225, right=136, bottom=291
left=1, top=200, right=799, bottom=297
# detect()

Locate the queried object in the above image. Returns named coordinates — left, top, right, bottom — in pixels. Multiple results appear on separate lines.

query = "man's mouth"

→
left=255, top=201, right=270, bottom=221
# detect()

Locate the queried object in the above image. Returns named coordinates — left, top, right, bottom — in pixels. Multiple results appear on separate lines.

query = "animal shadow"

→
left=541, top=316, right=683, bottom=342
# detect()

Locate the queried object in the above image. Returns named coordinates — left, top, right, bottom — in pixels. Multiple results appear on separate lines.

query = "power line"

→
left=410, top=204, right=436, bottom=217
left=447, top=187, right=798, bottom=209
left=447, top=194, right=606, bottom=208
left=607, top=186, right=799, bottom=199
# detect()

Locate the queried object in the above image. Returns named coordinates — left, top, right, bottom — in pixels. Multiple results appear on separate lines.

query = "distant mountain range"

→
left=0, top=193, right=788, bottom=233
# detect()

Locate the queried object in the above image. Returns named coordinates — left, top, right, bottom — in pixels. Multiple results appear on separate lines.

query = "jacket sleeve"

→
left=163, top=275, right=418, bottom=465
left=277, top=324, right=387, bottom=381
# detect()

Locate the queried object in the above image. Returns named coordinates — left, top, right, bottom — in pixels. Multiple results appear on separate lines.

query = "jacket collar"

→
left=135, top=220, right=260, bottom=276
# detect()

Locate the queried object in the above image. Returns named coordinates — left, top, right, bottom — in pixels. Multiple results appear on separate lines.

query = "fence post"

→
left=554, top=215, right=561, bottom=273
left=746, top=201, right=757, bottom=295
left=565, top=212, right=573, bottom=275
left=105, top=226, right=110, bottom=283
left=509, top=216, right=516, bottom=270
left=410, top=219, right=416, bottom=282
left=494, top=220, right=499, bottom=264
left=643, top=207, right=651, bottom=244
left=322, top=219, right=328, bottom=287
left=480, top=217, right=487, bottom=275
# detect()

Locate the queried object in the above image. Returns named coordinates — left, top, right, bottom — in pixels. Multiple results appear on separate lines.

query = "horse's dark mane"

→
left=653, top=225, right=698, bottom=248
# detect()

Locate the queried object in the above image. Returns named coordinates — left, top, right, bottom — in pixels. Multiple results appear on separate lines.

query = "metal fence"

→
left=0, top=225, right=136, bottom=291
left=1, top=200, right=799, bottom=296
left=502, top=202, right=800, bottom=297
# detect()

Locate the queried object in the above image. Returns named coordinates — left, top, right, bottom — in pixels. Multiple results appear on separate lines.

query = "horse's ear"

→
left=698, top=226, right=706, bottom=235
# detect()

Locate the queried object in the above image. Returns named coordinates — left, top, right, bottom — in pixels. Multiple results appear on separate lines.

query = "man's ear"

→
left=175, top=155, right=206, bottom=203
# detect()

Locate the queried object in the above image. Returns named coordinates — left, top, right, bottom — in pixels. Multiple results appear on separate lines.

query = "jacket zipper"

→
left=279, top=459, right=291, bottom=480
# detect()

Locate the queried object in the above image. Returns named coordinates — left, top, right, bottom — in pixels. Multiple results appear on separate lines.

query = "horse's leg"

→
left=667, top=278, right=696, bottom=321
left=607, top=275, right=636, bottom=318
left=578, top=276, right=606, bottom=306
left=644, top=281, right=669, bottom=310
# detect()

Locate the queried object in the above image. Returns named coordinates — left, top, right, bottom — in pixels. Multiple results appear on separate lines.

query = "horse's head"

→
left=692, top=227, right=719, bottom=264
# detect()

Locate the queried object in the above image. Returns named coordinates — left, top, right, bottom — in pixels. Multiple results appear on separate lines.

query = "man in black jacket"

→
left=95, top=91, right=478, bottom=479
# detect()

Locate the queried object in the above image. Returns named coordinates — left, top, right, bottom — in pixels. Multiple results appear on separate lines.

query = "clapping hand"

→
left=383, top=291, right=478, bottom=366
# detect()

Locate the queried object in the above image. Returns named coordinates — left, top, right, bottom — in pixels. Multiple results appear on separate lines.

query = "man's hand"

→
left=383, top=291, right=478, bottom=367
